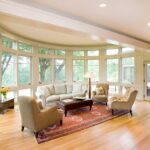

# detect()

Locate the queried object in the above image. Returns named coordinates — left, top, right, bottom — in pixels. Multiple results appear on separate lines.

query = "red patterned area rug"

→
left=36, top=104, right=128, bottom=144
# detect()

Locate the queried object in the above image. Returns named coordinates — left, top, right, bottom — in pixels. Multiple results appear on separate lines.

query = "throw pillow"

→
left=96, top=86, right=105, bottom=95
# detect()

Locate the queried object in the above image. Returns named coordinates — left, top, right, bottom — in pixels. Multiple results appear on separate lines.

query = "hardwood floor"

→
left=0, top=101, right=150, bottom=150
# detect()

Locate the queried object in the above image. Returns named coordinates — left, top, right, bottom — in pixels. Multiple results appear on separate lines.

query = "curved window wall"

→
left=0, top=35, right=136, bottom=99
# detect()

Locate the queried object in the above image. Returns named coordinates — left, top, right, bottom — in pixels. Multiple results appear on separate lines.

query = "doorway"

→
left=144, top=62, right=150, bottom=100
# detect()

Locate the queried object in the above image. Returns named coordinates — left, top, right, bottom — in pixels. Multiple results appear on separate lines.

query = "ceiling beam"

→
left=0, top=0, right=150, bottom=49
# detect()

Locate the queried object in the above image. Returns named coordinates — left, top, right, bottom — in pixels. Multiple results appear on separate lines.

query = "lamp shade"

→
left=84, top=72, right=94, bottom=78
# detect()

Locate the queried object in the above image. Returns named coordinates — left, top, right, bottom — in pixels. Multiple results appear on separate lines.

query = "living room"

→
left=0, top=0, right=150, bottom=149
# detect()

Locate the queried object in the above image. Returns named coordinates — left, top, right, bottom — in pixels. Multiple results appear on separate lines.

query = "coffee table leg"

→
left=65, top=110, right=67, bottom=116
left=90, top=105, right=92, bottom=110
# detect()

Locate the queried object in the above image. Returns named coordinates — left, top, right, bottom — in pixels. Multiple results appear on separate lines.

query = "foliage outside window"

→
left=87, top=50, right=99, bottom=56
left=88, top=60, right=99, bottom=81
left=18, top=42, right=32, bottom=53
left=73, top=60, right=84, bottom=81
left=122, top=57, right=134, bottom=83
left=55, top=59, right=65, bottom=81
left=73, top=51, right=84, bottom=56
left=39, top=58, right=51, bottom=83
left=38, top=48, right=53, bottom=55
left=2, top=36, right=17, bottom=50
left=18, top=56, right=31, bottom=85
left=107, top=59, right=119, bottom=82
left=106, top=49, right=119, bottom=55
left=1, top=52, right=16, bottom=86
left=55, top=50, right=65, bottom=56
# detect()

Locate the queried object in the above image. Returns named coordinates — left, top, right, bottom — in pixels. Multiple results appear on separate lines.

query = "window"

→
left=73, top=51, right=84, bottom=56
left=1, top=52, right=16, bottom=86
left=39, top=58, right=51, bottom=83
left=88, top=60, right=99, bottom=81
left=18, top=56, right=31, bottom=85
left=122, top=57, right=134, bottom=83
left=55, top=50, right=65, bottom=56
left=107, top=59, right=119, bottom=82
left=2, top=36, right=17, bottom=50
left=55, top=59, right=65, bottom=81
left=73, top=60, right=84, bottom=81
left=106, top=49, right=119, bottom=55
left=122, top=47, right=134, bottom=53
left=18, top=42, right=32, bottom=53
left=87, top=50, right=99, bottom=56
left=38, top=48, right=53, bottom=55
left=109, top=85, right=119, bottom=94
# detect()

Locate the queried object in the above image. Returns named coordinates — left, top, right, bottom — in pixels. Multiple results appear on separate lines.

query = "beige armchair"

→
left=108, top=88, right=138, bottom=116
left=18, top=96, right=63, bottom=137
left=92, top=83, right=109, bottom=105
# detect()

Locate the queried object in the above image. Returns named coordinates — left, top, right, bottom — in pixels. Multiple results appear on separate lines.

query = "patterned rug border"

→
left=36, top=107, right=129, bottom=144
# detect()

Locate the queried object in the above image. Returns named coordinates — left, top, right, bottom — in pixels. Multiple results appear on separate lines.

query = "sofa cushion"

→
left=60, top=94, right=73, bottom=100
left=37, top=86, right=50, bottom=98
left=46, top=95, right=60, bottom=102
left=72, top=83, right=82, bottom=93
left=66, top=84, right=73, bottom=94
left=46, top=85, right=55, bottom=95
left=54, top=84, right=67, bottom=95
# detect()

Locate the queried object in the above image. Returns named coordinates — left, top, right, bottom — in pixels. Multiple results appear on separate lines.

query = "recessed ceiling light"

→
left=147, top=22, right=150, bottom=26
left=99, top=3, right=107, bottom=8
left=106, top=39, right=119, bottom=45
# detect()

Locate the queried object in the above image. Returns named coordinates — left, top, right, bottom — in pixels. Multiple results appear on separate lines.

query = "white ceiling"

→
left=0, top=0, right=150, bottom=47
left=0, top=13, right=107, bottom=46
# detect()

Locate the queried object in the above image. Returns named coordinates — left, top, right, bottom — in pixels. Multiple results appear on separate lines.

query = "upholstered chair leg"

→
left=21, top=126, right=24, bottom=132
left=106, top=102, right=107, bottom=106
left=34, top=132, right=39, bottom=138
left=60, top=120, right=63, bottom=125
left=130, top=110, right=133, bottom=116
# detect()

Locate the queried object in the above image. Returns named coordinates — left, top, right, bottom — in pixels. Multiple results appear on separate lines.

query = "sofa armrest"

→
left=83, top=90, right=88, bottom=96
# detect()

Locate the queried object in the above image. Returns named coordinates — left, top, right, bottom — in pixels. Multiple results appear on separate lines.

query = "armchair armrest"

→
left=38, top=106, right=62, bottom=123
left=37, top=101, right=44, bottom=110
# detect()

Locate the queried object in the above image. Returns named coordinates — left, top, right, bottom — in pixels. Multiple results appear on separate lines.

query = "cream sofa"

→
left=35, top=83, right=87, bottom=106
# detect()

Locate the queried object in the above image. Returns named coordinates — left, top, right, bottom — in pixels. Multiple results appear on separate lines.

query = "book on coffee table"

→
left=73, top=96, right=86, bottom=100
left=63, top=99, right=73, bottom=103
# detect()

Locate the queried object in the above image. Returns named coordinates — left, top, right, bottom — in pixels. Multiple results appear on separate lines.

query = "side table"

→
left=0, top=98, right=14, bottom=114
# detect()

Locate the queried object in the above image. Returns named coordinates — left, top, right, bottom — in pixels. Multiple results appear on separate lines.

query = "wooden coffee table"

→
left=0, top=98, right=14, bottom=114
left=57, top=98, right=93, bottom=116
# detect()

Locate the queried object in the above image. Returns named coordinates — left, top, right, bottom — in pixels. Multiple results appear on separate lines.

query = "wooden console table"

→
left=0, top=98, right=14, bottom=114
